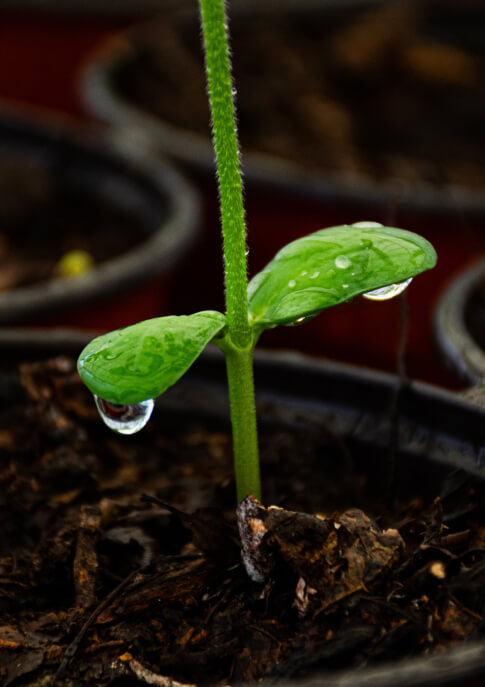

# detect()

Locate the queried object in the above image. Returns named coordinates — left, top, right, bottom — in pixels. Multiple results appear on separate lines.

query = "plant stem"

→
left=199, top=0, right=261, bottom=500
left=224, top=346, right=261, bottom=502
left=199, top=0, right=250, bottom=349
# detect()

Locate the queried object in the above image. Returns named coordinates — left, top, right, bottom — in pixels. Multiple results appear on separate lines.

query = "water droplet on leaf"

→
left=309, top=271, right=320, bottom=279
left=94, top=396, right=154, bottom=434
left=352, top=221, right=383, bottom=228
left=363, top=278, right=412, bottom=301
left=288, top=279, right=296, bottom=288
left=335, top=256, right=351, bottom=269
left=285, top=315, right=314, bottom=327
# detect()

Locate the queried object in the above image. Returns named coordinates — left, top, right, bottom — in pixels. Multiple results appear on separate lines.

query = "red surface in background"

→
left=0, top=11, right=171, bottom=334
left=0, top=10, right=484, bottom=389
left=0, top=12, right=132, bottom=118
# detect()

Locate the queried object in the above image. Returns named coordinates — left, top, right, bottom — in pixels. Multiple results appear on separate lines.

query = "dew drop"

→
left=309, top=271, right=320, bottom=279
left=301, top=270, right=308, bottom=276
left=352, top=221, right=383, bottom=228
left=285, top=315, right=312, bottom=327
left=94, top=396, right=154, bottom=435
left=363, top=278, right=412, bottom=301
left=288, top=279, right=296, bottom=288
left=335, top=255, right=351, bottom=269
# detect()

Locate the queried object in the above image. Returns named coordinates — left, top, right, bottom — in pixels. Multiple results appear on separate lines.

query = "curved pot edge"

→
left=82, top=34, right=485, bottom=214
left=0, top=106, right=200, bottom=322
left=282, top=639, right=485, bottom=687
left=3, top=329, right=485, bottom=476
left=435, top=259, right=485, bottom=387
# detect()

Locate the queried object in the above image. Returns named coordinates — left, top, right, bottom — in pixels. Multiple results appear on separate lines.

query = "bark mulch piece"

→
left=0, top=357, right=485, bottom=685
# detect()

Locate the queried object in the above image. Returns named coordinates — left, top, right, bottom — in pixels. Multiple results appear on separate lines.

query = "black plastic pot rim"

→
left=82, top=20, right=485, bottom=215
left=0, top=0, right=385, bottom=13
left=0, top=106, right=199, bottom=323
left=2, top=328, right=484, bottom=476
left=282, top=640, right=485, bottom=687
left=435, top=259, right=485, bottom=387
left=3, top=331, right=485, bottom=687
left=0, top=0, right=192, bottom=13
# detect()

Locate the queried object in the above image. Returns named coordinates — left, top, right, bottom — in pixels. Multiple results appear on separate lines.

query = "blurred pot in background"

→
left=84, top=0, right=485, bottom=200
left=0, top=107, right=199, bottom=331
left=82, top=0, right=485, bottom=387
left=436, top=260, right=485, bottom=387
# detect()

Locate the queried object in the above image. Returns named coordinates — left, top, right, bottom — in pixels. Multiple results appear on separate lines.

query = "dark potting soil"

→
left=1, top=357, right=485, bottom=685
left=0, top=154, right=144, bottom=292
left=114, top=2, right=485, bottom=192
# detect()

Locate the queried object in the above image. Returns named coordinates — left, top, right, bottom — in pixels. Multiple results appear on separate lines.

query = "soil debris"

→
left=1, top=357, right=485, bottom=685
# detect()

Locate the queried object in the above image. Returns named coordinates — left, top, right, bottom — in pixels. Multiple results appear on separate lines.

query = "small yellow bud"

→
left=55, top=249, right=94, bottom=278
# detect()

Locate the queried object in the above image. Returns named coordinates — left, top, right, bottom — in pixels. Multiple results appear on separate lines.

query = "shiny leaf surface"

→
left=78, top=311, right=226, bottom=404
left=248, top=223, right=436, bottom=326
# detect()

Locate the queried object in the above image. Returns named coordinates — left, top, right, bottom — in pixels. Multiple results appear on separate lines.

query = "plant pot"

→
left=82, top=0, right=485, bottom=208
left=0, top=107, right=199, bottom=330
left=435, top=260, right=485, bottom=387
left=2, top=328, right=485, bottom=687
left=80, top=1, right=485, bottom=387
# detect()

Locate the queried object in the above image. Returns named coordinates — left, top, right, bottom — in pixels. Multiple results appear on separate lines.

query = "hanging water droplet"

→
left=94, top=396, right=154, bottom=435
left=288, top=279, right=296, bottom=288
left=352, top=221, right=383, bottom=228
left=363, top=278, right=412, bottom=301
left=285, top=315, right=314, bottom=327
left=335, top=255, right=351, bottom=269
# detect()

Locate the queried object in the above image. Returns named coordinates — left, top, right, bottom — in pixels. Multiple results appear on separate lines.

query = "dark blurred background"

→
left=0, top=0, right=484, bottom=388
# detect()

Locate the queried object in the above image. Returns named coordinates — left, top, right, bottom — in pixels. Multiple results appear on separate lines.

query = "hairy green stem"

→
left=199, top=0, right=261, bottom=500
left=199, top=0, right=250, bottom=349
left=224, top=346, right=261, bottom=501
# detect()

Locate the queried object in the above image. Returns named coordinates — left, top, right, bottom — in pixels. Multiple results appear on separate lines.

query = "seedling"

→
left=77, top=0, right=436, bottom=503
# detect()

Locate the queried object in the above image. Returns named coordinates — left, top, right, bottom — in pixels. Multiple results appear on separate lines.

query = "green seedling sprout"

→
left=77, top=0, right=436, bottom=503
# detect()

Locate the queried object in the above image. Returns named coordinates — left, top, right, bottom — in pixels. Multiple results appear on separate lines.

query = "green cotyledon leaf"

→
left=248, top=222, right=437, bottom=327
left=77, top=311, right=226, bottom=404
